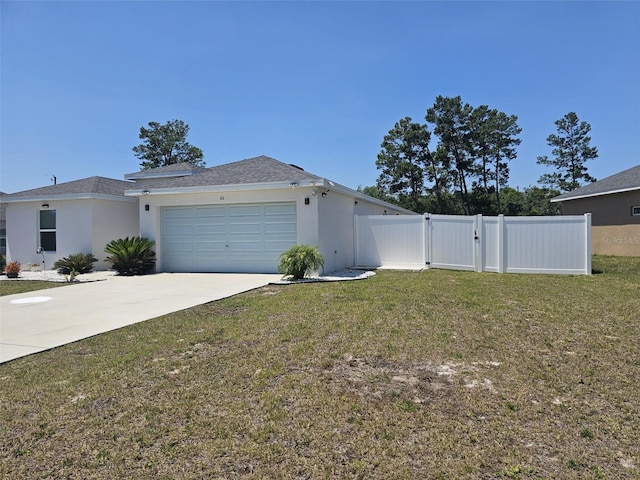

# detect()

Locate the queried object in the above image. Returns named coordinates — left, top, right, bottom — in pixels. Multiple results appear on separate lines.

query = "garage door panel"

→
left=164, top=208, right=193, bottom=219
left=163, top=240, right=195, bottom=253
left=195, top=241, right=227, bottom=252
left=265, top=204, right=296, bottom=215
left=229, top=206, right=262, bottom=217
left=265, top=222, right=296, bottom=234
left=196, top=206, right=225, bottom=217
left=164, top=224, right=194, bottom=235
left=196, top=224, right=226, bottom=234
left=162, top=203, right=297, bottom=273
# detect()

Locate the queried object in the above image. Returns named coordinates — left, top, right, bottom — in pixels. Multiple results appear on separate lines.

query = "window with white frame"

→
left=39, top=210, right=56, bottom=252
left=633, top=206, right=640, bottom=216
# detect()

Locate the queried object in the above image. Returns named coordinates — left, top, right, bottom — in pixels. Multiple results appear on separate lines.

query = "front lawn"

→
left=0, top=280, right=70, bottom=296
left=1, top=256, right=638, bottom=479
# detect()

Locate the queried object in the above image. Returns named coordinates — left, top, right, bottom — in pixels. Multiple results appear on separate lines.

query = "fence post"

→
left=585, top=213, right=592, bottom=275
left=498, top=214, right=505, bottom=273
left=425, top=213, right=432, bottom=269
left=353, top=214, right=359, bottom=268
left=422, top=214, right=427, bottom=268
left=475, top=214, right=483, bottom=272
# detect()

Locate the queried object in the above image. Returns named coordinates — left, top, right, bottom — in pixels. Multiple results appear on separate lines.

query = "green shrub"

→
left=104, top=236, right=156, bottom=276
left=278, top=245, right=324, bottom=280
left=53, top=252, right=98, bottom=281
left=0, top=255, right=6, bottom=274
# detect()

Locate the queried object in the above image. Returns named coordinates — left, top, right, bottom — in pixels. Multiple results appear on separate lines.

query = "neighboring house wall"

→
left=559, top=191, right=640, bottom=256
left=6, top=199, right=139, bottom=270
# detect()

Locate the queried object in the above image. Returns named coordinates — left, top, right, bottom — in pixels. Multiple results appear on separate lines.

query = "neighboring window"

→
left=39, top=210, right=56, bottom=252
left=633, top=206, right=640, bottom=216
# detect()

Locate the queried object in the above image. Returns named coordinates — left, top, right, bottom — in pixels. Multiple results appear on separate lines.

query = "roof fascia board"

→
left=1, top=194, right=138, bottom=204
left=327, top=183, right=418, bottom=215
left=124, top=178, right=417, bottom=214
left=551, top=185, right=640, bottom=203
left=125, top=180, right=323, bottom=196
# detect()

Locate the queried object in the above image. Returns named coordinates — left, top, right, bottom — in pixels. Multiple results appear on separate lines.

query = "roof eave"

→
left=328, top=183, right=418, bottom=215
left=124, top=170, right=199, bottom=180
left=1, top=193, right=137, bottom=203
left=551, top=185, right=640, bottom=203
left=125, top=180, right=325, bottom=196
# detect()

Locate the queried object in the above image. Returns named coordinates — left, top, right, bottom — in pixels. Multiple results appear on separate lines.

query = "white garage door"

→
left=161, top=203, right=297, bottom=273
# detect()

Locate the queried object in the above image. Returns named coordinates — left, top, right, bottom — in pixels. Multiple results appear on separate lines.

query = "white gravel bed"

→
left=2, top=268, right=375, bottom=284
left=274, top=268, right=376, bottom=284
left=0, top=270, right=115, bottom=283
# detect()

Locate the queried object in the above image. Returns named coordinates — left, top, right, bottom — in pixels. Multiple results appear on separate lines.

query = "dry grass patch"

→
left=1, top=255, right=639, bottom=479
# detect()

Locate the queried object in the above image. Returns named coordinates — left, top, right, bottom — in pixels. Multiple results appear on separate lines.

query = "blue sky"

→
left=1, top=1, right=639, bottom=194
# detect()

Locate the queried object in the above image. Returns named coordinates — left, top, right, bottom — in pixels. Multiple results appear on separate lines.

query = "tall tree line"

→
left=374, top=96, right=522, bottom=214
left=370, top=97, right=595, bottom=215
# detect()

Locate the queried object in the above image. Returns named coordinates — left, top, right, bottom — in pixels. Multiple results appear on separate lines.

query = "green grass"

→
left=1, top=255, right=639, bottom=479
left=0, top=280, right=70, bottom=296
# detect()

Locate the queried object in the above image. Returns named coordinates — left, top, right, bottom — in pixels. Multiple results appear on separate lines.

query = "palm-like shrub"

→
left=53, top=252, right=98, bottom=281
left=278, top=245, right=324, bottom=280
left=104, top=236, right=156, bottom=276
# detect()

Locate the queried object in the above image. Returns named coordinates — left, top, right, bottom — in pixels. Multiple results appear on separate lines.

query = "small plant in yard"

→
left=278, top=244, right=324, bottom=280
left=104, top=236, right=156, bottom=276
left=53, top=252, right=98, bottom=282
left=5, top=261, right=21, bottom=278
left=0, top=254, right=6, bottom=273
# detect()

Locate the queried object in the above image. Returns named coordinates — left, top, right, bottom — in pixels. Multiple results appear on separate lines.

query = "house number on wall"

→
left=220, top=196, right=224, bottom=200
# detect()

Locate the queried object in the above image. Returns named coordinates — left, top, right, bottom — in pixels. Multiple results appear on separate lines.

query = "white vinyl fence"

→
left=354, top=213, right=592, bottom=275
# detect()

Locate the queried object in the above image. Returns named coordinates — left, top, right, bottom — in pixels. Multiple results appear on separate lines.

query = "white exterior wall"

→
left=317, top=190, right=355, bottom=273
left=6, top=198, right=138, bottom=271
left=318, top=190, right=409, bottom=273
left=137, top=187, right=320, bottom=272
left=91, top=199, right=140, bottom=269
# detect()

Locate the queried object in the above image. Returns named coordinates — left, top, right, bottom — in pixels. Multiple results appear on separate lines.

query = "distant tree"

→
left=426, top=96, right=475, bottom=214
left=537, top=112, right=597, bottom=192
left=357, top=185, right=397, bottom=205
left=521, top=186, right=562, bottom=215
left=375, top=117, right=433, bottom=212
left=133, top=119, right=205, bottom=170
left=481, top=110, right=521, bottom=212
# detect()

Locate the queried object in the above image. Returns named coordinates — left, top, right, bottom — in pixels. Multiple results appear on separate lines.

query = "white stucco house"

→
left=2, top=177, right=139, bottom=270
left=3, top=156, right=413, bottom=273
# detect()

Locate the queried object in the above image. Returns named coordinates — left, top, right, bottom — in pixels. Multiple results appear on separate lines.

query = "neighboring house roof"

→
left=124, top=162, right=207, bottom=180
left=551, top=165, right=640, bottom=202
left=1, top=177, right=136, bottom=203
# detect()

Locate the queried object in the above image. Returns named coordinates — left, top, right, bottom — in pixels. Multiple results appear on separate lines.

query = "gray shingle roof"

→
left=136, top=155, right=324, bottom=189
left=125, top=162, right=207, bottom=179
left=552, top=164, right=640, bottom=202
left=2, top=177, right=135, bottom=199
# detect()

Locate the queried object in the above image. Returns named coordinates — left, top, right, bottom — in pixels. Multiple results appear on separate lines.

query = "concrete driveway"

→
left=0, top=273, right=281, bottom=363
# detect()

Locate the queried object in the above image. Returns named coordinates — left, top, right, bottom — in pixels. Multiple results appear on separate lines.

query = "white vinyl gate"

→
left=355, top=213, right=592, bottom=275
